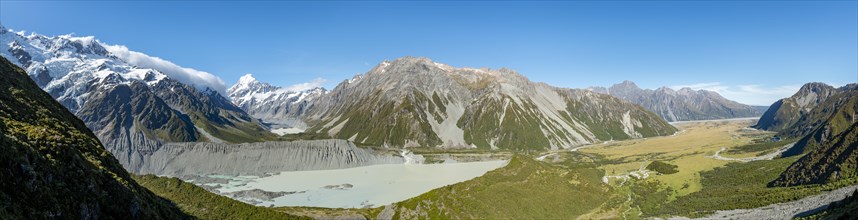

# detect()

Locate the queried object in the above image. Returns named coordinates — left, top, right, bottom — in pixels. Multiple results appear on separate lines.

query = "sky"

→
left=1, top=1, right=856, bottom=106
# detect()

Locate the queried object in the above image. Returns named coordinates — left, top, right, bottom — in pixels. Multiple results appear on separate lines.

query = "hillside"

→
left=770, top=121, right=858, bottom=187
left=0, top=56, right=186, bottom=219
left=242, top=57, right=677, bottom=150
left=753, top=82, right=838, bottom=132
left=384, top=154, right=613, bottom=219
left=588, top=80, right=763, bottom=122
left=134, top=175, right=309, bottom=220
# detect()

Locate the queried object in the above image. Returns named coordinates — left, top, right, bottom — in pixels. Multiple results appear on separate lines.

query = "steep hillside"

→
left=770, top=121, right=858, bottom=187
left=0, top=56, right=186, bottom=219
left=292, top=57, right=676, bottom=150
left=753, top=82, right=838, bottom=131
left=765, top=84, right=858, bottom=186
left=778, top=85, right=858, bottom=156
left=589, top=81, right=763, bottom=122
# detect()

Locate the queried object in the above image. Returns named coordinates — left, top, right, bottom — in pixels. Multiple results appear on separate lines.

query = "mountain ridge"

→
left=769, top=83, right=858, bottom=186
left=234, top=56, right=678, bottom=150
left=588, top=80, right=764, bottom=122
left=0, top=56, right=187, bottom=219
left=0, top=26, right=276, bottom=170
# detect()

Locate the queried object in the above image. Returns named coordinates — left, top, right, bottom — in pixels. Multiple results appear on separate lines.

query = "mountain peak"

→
left=797, top=82, right=834, bottom=93
left=237, top=74, right=258, bottom=85
left=610, top=80, right=641, bottom=91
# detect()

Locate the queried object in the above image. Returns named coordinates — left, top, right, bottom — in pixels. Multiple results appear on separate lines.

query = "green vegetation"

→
left=648, top=157, right=824, bottom=217
left=278, top=132, right=333, bottom=141
left=646, top=160, right=679, bottom=174
left=134, top=175, right=308, bottom=220
left=630, top=180, right=673, bottom=215
left=459, top=95, right=553, bottom=150
left=0, top=57, right=186, bottom=219
left=309, top=90, right=443, bottom=147
left=275, top=206, right=382, bottom=219
left=726, top=138, right=796, bottom=156
left=772, top=121, right=858, bottom=187
left=390, top=154, right=613, bottom=219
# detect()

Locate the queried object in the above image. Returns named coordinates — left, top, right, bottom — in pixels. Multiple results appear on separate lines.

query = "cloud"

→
left=670, top=82, right=801, bottom=106
left=101, top=43, right=228, bottom=95
left=284, top=78, right=327, bottom=92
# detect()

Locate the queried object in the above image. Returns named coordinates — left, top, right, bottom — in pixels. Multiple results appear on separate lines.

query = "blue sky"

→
left=1, top=1, right=856, bottom=105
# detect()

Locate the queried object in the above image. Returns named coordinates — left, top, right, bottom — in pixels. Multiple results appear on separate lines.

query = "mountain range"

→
left=0, top=56, right=186, bottom=219
left=227, top=74, right=325, bottom=131
left=0, top=26, right=276, bottom=169
left=231, top=57, right=678, bottom=150
left=588, top=80, right=765, bottom=122
left=0, top=56, right=306, bottom=219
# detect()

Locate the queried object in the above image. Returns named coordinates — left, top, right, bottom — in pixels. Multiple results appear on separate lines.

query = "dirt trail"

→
left=708, top=142, right=795, bottom=162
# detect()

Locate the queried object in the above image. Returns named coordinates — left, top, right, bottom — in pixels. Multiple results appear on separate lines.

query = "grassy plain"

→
left=580, top=119, right=771, bottom=196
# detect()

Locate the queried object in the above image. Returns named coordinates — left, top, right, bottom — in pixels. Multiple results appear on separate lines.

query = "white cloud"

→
left=101, top=43, right=228, bottom=95
left=284, top=78, right=327, bottom=92
left=670, top=82, right=801, bottom=106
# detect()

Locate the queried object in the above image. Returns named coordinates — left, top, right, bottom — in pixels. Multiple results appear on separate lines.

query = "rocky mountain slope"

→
left=588, top=81, right=764, bottom=122
left=0, top=26, right=276, bottom=168
left=768, top=84, right=858, bottom=186
left=753, top=82, right=839, bottom=131
left=0, top=56, right=186, bottom=219
left=280, top=57, right=676, bottom=150
left=130, top=139, right=403, bottom=175
left=227, top=74, right=325, bottom=130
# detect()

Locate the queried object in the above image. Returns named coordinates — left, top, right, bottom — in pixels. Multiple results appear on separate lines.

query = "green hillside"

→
left=0, top=56, right=186, bottom=219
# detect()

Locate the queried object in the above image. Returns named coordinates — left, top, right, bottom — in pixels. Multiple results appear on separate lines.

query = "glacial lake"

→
left=211, top=160, right=507, bottom=208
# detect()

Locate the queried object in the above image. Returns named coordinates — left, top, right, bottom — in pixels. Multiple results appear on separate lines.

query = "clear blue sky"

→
left=1, top=1, right=856, bottom=105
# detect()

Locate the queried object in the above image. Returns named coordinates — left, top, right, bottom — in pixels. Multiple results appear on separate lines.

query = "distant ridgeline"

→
left=588, top=80, right=765, bottom=122
left=753, top=82, right=858, bottom=187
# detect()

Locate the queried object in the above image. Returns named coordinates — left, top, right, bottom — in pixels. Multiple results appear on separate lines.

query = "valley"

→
left=2, top=2, right=856, bottom=217
left=257, top=118, right=858, bottom=219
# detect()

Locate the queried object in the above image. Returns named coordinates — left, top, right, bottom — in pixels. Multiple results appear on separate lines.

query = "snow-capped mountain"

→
left=227, top=74, right=326, bottom=130
left=0, top=26, right=275, bottom=169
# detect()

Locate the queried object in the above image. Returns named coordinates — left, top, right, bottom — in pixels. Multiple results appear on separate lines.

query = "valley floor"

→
left=170, top=118, right=854, bottom=219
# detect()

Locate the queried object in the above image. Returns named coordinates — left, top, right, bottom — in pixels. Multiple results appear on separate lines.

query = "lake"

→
left=210, top=160, right=507, bottom=208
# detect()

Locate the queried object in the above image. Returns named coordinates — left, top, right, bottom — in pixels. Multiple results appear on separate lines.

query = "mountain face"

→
left=775, top=84, right=858, bottom=156
left=227, top=74, right=325, bottom=129
left=768, top=84, right=858, bottom=186
left=753, top=82, right=838, bottom=132
left=588, top=81, right=764, bottom=122
left=0, top=27, right=275, bottom=168
left=237, top=57, right=676, bottom=150
left=0, top=56, right=186, bottom=219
